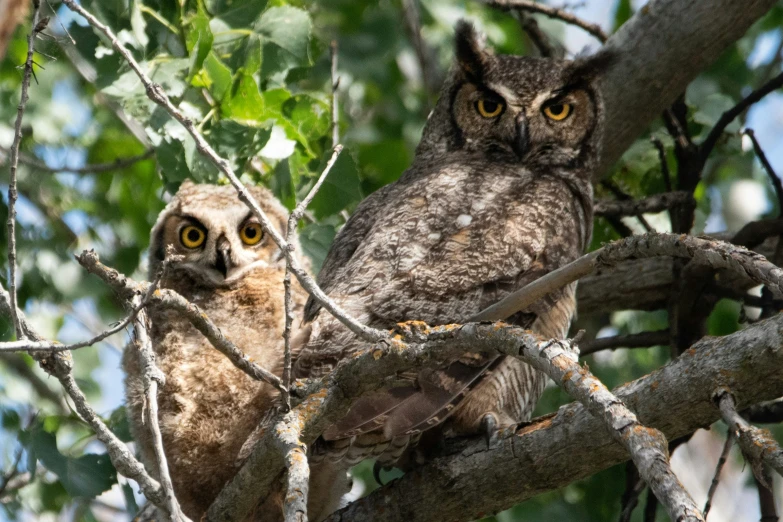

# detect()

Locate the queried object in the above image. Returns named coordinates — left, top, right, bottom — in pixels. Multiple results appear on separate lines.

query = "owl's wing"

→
left=303, top=183, right=396, bottom=322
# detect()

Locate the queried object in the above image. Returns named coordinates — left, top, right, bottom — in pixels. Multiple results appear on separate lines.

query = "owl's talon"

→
left=480, top=413, right=499, bottom=449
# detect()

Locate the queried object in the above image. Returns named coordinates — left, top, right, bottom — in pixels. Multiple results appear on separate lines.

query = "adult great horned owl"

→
left=122, top=181, right=310, bottom=520
left=297, top=20, right=606, bottom=504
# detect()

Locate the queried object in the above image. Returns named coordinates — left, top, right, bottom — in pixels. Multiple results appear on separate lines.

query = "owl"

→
left=296, top=20, right=607, bottom=515
left=123, top=181, right=315, bottom=520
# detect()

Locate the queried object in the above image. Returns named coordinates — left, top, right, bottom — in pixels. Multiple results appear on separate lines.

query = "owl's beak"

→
left=214, top=236, right=233, bottom=278
left=512, top=114, right=529, bottom=159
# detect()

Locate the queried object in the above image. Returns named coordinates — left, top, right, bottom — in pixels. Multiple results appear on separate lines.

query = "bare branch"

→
left=330, top=40, right=339, bottom=149
left=75, top=250, right=284, bottom=391
left=212, top=320, right=703, bottom=521
left=0, top=146, right=154, bottom=174
left=516, top=12, right=559, bottom=58
left=330, top=313, right=783, bottom=522
left=132, top=302, right=189, bottom=521
left=279, top=420, right=309, bottom=522
left=474, top=232, right=783, bottom=322
left=743, top=128, right=783, bottom=212
left=718, top=392, right=783, bottom=480
left=651, top=137, right=673, bottom=192
left=594, top=191, right=693, bottom=219
left=580, top=329, right=669, bottom=356
left=6, top=0, right=44, bottom=339
left=699, top=71, right=783, bottom=161
left=60, top=0, right=386, bottom=345
left=702, top=429, right=733, bottom=518
left=483, top=0, right=608, bottom=42
left=0, top=280, right=170, bottom=513
left=401, top=0, right=441, bottom=100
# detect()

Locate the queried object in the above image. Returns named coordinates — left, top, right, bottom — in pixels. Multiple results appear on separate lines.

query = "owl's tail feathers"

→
left=382, top=355, right=501, bottom=438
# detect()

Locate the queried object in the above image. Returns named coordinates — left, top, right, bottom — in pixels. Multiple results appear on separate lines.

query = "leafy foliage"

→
left=0, top=0, right=781, bottom=520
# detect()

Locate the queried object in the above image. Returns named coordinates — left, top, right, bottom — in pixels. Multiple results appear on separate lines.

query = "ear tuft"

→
left=455, top=20, right=489, bottom=82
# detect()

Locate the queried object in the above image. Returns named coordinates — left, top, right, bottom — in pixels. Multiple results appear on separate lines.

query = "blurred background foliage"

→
left=0, top=0, right=782, bottom=520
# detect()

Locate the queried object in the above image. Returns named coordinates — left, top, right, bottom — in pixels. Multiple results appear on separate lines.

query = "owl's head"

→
left=149, top=181, right=289, bottom=287
left=418, top=21, right=609, bottom=170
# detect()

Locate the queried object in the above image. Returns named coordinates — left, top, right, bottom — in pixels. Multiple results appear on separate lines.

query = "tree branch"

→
left=131, top=300, right=189, bottom=521
left=718, top=392, right=783, bottom=481
left=702, top=429, right=733, bottom=518
left=483, top=0, right=608, bottom=42
left=594, top=191, right=693, bottom=219
left=475, top=232, right=783, bottom=322
left=580, top=329, right=669, bottom=356
left=598, top=0, right=778, bottom=177
left=75, top=250, right=284, bottom=392
left=699, top=71, right=783, bottom=162
left=0, top=283, right=168, bottom=514
left=6, top=0, right=43, bottom=339
left=0, top=146, right=154, bottom=174
left=329, top=313, right=783, bottom=521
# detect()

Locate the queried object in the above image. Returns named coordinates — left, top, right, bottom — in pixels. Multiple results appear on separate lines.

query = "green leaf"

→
left=130, top=0, right=149, bottom=48
left=122, top=482, right=139, bottom=516
left=185, top=5, right=214, bottom=81
left=310, top=150, right=362, bottom=219
left=156, top=138, right=191, bottom=184
left=203, top=52, right=232, bottom=101
left=255, top=6, right=312, bottom=79
left=692, top=93, right=739, bottom=132
left=108, top=406, right=133, bottom=443
left=223, top=73, right=266, bottom=125
left=30, top=426, right=117, bottom=498
left=211, top=119, right=272, bottom=159
left=207, top=0, right=268, bottom=27
left=300, top=222, right=338, bottom=273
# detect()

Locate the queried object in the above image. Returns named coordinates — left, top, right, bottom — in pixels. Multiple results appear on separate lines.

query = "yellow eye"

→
left=476, top=98, right=504, bottom=118
left=543, top=103, right=572, bottom=121
left=180, top=225, right=206, bottom=249
left=240, top=223, right=264, bottom=245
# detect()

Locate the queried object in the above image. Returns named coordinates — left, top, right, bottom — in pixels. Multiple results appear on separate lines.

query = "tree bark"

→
left=328, top=313, right=783, bottom=522
left=597, top=0, right=777, bottom=178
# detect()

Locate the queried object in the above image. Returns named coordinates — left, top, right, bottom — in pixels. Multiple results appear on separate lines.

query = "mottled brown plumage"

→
left=123, top=181, right=314, bottom=520
left=296, top=21, right=607, bottom=515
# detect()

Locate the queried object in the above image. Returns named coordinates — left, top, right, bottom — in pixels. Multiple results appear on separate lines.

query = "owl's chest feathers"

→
left=151, top=273, right=287, bottom=371
left=389, top=165, right=589, bottom=257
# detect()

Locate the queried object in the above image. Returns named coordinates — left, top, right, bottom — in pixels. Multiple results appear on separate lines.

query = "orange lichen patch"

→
left=153, top=289, right=162, bottom=297
left=561, top=370, right=575, bottom=383
left=372, top=349, right=384, bottom=360
left=450, top=229, right=470, bottom=246
left=588, top=382, right=603, bottom=394
left=650, top=381, right=659, bottom=391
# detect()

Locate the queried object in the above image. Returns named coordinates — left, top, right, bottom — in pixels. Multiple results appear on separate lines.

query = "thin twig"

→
left=75, top=250, right=284, bottom=390
left=0, top=445, right=24, bottom=498
left=0, top=291, right=155, bottom=353
left=0, top=282, right=168, bottom=514
left=483, top=0, right=608, bottom=42
left=330, top=40, right=339, bottom=149
left=702, top=429, right=734, bottom=519
left=594, top=191, right=693, bottom=219
left=61, top=0, right=386, bottom=345
left=281, top=141, right=345, bottom=404
left=651, top=137, right=673, bottom=192
left=700, top=71, right=783, bottom=162
left=743, top=129, right=783, bottom=212
left=718, top=392, right=783, bottom=481
left=0, top=146, right=154, bottom=174
left=516, top=11, right=559, bottom=58
left=618, top=462, right=644, bottom=522
left=756, top=474, right=779, bottom=522
left=132, top=301, right=189, bottom=521
left=580, top=329, right=669, bottom=356
left=472, top=232, right=783, bottom=322
left=601, top=180, right=654, bottom=231
left=7, top=0, right=44, bottom=339
left=643, top=488, right=658, bottom=522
